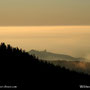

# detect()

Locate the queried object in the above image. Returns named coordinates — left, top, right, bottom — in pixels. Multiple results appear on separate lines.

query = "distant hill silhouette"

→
left=0, top=43, right=90, bottom=89
left=29, top=49, right=85, bottom=61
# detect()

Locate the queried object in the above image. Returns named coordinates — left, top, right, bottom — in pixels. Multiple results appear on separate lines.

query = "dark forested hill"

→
left=0, top=43, right=90, bottom=89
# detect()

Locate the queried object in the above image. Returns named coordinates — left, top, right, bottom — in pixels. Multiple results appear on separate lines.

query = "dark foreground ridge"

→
left=0, top=43, right=90, bottom=89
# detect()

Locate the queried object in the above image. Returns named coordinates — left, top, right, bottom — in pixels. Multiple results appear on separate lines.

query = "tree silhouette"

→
left=0, top=42, right=89, bottom=89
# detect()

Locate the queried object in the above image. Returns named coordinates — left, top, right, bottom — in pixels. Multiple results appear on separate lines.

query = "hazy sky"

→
left=0, top=26, right=90, bottom=59
left=0, top=1, right=90, bottom=60
left=0, top=0, right=90, bottom=26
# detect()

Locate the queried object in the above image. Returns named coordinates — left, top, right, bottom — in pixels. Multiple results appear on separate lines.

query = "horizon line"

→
left=0, top=25, right=90, bottom=27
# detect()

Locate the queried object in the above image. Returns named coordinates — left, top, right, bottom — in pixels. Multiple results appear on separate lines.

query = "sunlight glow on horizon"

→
left=0, top=26, right=90, bottom=59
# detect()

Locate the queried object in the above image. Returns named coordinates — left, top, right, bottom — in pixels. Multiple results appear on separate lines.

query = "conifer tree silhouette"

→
left=0, top=42, right=89, bottom=89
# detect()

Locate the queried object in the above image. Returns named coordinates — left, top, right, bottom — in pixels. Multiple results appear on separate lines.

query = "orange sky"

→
left=0, top=26, right=90, bottom=59
left=0, top=0, right=90, bottom=26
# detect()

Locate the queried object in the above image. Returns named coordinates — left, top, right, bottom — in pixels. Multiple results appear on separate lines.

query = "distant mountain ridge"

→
left=28, top=50, right=85, bottom=61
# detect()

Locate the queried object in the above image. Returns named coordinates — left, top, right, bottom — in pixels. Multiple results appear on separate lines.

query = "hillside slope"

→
left=0, top=43, right=89, bottom=89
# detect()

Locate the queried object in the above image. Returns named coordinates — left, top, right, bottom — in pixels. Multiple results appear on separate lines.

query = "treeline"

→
left=0, top=43, right=90, bottom=89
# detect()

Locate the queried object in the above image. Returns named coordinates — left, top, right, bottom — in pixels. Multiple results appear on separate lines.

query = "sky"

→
left=0, top=1, right=90, bottom=60
left=0, top=0, right=90, bottom=26
left=0, top=26, right=90, bottom=60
